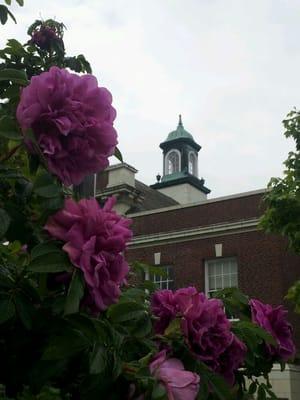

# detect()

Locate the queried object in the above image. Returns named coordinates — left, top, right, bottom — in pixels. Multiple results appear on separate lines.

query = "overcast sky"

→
left=2, top=0, right=299, bottom=197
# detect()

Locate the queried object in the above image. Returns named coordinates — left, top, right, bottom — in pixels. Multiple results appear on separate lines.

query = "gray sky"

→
left=2, top=0, right=299, bottom=197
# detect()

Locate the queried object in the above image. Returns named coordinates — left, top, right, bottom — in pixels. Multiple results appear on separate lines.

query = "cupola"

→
left=151, top=115, right=210, bottom=204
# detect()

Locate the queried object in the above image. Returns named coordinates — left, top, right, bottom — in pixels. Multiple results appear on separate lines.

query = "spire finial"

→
left=178, top=114, right=183, bottom=127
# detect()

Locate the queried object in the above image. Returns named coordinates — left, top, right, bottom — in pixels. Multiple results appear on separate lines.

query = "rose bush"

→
left=0, top=14, right=296, bottom=400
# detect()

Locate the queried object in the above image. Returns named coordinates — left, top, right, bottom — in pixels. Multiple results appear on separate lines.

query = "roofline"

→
left=127, top=188, right=267, bottom=217
left=106, top=162, right=138, bottom=173
left=159, top=137, right=201, bottom=152
left=128, top=217, right=260, bottom=248
left=150, top=175, right=211, bottom=194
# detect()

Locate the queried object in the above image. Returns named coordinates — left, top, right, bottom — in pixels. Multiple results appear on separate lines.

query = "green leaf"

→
left=4, top=0, right=11, bottom=5
left=0, top=208, right=11, bottom=238
left=28, top=154, right=40, bottom=175
left=31, top=242, right=63, bottom=259
left=0, top=116, right=22, bottom=140
left=28, top=251, right=71, bottom=273
left=248, top=381, right=257, bottom=395
left=0, top=5, right=8, bottom=24
left=0, top=68, right=28, bottom=84
left=15, top=293, right=34, bottom=330
left=151, top=383, right=166, bottom=400
left=0, top=297, right=15, bottom=323
left=89, top=346, right=107, bottom=375
left=64, top=269, right=84, bottom=315
left=257, top=385, right=267, bottom=400
left=208, top=373, right=233, bottom=400
left=108, top=301, right=146, bottom=323
left=165, top=318, right=181, bottom=336
left=197, top=381, right=209, bottom=400
left=16, top=0, right=24, bottom=5
left=114, top=147, right=123, bottom=162
left=34, top=184, right=62, bottom=198
left=42, top=330, right=90, bottom=360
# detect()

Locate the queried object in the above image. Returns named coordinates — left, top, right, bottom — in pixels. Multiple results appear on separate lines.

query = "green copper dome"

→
left=164, top=115, right=194, bottom=142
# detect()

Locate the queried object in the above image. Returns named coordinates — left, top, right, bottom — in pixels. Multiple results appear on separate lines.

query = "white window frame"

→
left=151, top=266, right=174, bottom=290
left=164, top=149, right=181, bottom=175
left=204, top=257, right=238, bottom=297
left=188, top=151, right=198, bottom=177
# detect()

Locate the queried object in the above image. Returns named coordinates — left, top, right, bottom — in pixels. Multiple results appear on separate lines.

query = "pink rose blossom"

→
left=149, top=350, right=200, bottom=400
left=17, top=66, right=117, bottom=186
left=151, top=287, right=246, bottom=384
left=151, top=290, right=177, bottom=333
left=250, top=299, right=296, bottom=361
left=45, top=196, right=132, bottom=311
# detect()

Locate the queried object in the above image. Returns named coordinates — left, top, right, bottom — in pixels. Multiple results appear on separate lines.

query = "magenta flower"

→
left=215, top=335, right=247, bottom=385
left=17, top=66, right=117, bottom=186
left=181, top=293, right=241, bottom=372
left=30, top=26, right=61, bottom=51
left=151, top=290, right=177, bottom=334
left=250, top=299, right=296, bottom=361
left=151, top=287, right=246, bottom=384
left=45, top=197, right=132, bottom=311
left=149, top=350, right=200, bottom=400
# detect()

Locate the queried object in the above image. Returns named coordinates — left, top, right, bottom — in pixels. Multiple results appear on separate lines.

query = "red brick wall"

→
left=131, top=192, right=265, bottom=236
left=126, top=191, right=300, bottom=353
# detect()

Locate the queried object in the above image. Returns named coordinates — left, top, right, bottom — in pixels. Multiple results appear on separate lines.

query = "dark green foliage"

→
left=260, top=109, right=300, bottom=312
left=0, top=11, right=283, bottom=400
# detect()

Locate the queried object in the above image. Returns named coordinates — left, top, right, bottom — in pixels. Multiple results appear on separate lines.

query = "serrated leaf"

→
left=0, top=68, right=28, bottom=84
left=0, top=208, right=10, bottom=238
left=64, top=269, right=84, bottom=315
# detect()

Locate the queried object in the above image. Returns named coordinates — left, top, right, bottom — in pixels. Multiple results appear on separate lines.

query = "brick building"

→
left=91, top=116, right=300, bottom=399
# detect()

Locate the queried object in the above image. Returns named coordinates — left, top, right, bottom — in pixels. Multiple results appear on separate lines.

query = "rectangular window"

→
left=150, top=266, right=174, bottom=290
left=205, top=257, right=238, bottom=297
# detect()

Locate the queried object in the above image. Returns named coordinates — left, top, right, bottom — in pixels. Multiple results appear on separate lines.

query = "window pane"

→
left=209, top=263, right=215, bottom=276
left=230, top=261, right=237, bottom=274
left=209, top=275, right=215, bottom=290
left=215, top=263, right=222, bottom=276
left=161, top=281, right=168, bottom=290
left=223, top=274, right=230, bottom=288
left=206, top=258, right=238, bottom=293
left=167, top=151, right=180, bottom=174
left=215, top=275, right=222, bottom=290
left=150, top=266, right=174, bottom=291
left=223, top=262, right=230, bottom=274
left=230, top=273, right=238, bottom=287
